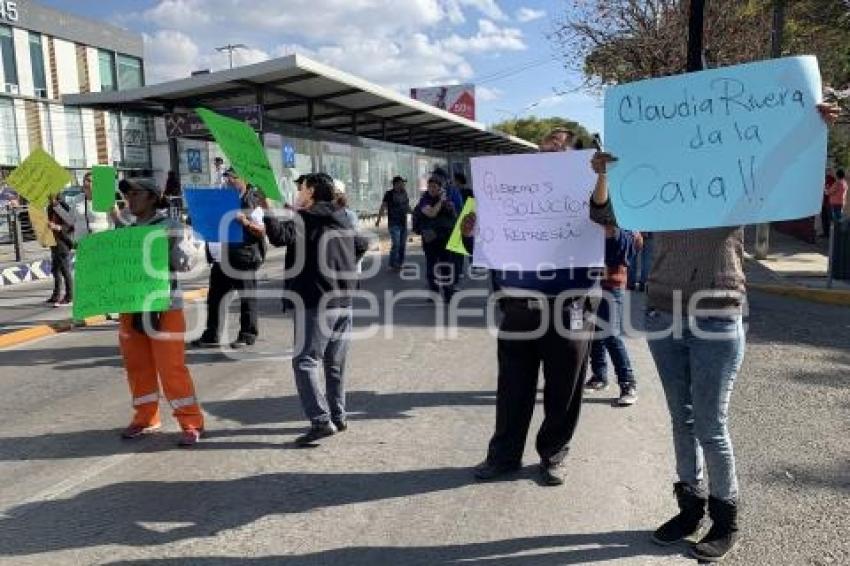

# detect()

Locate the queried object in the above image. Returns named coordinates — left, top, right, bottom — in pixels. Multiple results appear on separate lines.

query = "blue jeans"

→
left=628, top=237, right=654, bottom=287
left=388, top=223, right=407, bottom=268
left=292, top=307, right=353, bottom=425
left=645, top=310, right=745, bottom=500
left=831, top=205, right=844, bottom=223
left=590, top=288, right=635, bottom=386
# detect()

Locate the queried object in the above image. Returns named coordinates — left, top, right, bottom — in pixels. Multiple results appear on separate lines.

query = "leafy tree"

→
left=492, top=116, right=595, bottom=147
left=551, top=0, right=850, bottom=89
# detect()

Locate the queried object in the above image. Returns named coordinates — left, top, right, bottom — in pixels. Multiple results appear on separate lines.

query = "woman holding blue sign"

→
left=590, top=101, right=840, bottom=563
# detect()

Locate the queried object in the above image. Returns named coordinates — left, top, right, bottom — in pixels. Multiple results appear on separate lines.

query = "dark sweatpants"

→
left=486, top=297, right=594, bottom=467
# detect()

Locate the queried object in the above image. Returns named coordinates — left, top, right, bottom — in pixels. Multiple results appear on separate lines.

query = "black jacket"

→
left=264, top=202, right=369, bottom=308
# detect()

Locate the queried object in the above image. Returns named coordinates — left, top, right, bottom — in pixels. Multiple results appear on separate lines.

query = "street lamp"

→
left=215, top=44, right=248, bottom=69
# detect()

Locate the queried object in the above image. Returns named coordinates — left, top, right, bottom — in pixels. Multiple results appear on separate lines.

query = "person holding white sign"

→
left=589, top=102, right=839, bottom=563
left=468, top=131, right=610, bottom=487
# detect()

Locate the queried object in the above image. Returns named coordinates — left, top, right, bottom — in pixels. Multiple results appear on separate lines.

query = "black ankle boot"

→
left=690, top=497, right=739, bottom=562
left=651, top=482, right=707, bottom=545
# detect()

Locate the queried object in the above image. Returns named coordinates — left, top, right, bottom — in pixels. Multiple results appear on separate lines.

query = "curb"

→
left=748, top=282, right=850, bottom=307
left=0, top=288, right=210, bottom=349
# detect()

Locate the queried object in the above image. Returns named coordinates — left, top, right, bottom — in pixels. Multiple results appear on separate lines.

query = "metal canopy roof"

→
left=63, top=53, right=537, bottom=154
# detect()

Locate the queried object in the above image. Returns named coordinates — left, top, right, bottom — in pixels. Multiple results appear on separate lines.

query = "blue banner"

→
left=184, top=188, right=243, bottom=243
left=604, top=56, right=827, bottom=231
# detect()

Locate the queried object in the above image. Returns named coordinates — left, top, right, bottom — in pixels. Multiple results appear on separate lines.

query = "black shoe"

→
left=539, top=460, right=567, bottom=486
left=584, top=375, right=608, bottom=391
left=230, top=335, right=257, bottom=348
left=652, top=482, right=708, bottom=545
left=332, top=419, right=348, bottom=432
left=190, top=337, right=218, bottom=348
left=473, top=460, right=521, bottom=481
left=617, top=384, right=638, bottom=406
left=294, top=422, right=337, bottom=446
left=690, top=497, right=739, bottom=562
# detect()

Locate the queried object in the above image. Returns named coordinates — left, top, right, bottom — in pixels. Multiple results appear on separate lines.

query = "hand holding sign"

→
left=604, top=56, right=827, bottom=231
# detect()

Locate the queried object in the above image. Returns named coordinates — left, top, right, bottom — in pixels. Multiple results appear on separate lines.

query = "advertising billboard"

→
left=410, top=85, right=476, bottom=121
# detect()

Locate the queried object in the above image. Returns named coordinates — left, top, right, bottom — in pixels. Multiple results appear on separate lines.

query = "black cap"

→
left=118, top=177, right=163, bottom=197
left=391, top=176, right=407, bottom=184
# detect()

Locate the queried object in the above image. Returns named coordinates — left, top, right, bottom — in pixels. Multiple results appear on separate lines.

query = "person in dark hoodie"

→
left=263, top=173, right=369, bottom=446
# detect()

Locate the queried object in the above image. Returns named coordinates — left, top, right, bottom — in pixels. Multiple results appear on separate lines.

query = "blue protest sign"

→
left=604, top=56, right=827, bottom=231
left=183, top=188, right=243, bottom=243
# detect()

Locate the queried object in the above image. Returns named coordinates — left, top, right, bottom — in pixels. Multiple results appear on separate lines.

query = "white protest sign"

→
left=471, top=151, right=605, bottom=270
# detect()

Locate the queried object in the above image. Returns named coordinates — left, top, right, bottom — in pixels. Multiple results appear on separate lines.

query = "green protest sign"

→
left=72, top=226, right=171, bottom=320
left=195, top=107, right=282, bottom=201
left=446, top=197, right=476, bottom=256
left=5, top=148, right=71, bottom=207
left=91, top=165, right=116, bottom=212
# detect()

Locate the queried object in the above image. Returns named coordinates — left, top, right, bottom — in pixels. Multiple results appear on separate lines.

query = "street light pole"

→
left=687, top=0, right=706, bottom=72
left=215, top=44, right=248, bottom=69
left=754, top=0, right=786, bottom=259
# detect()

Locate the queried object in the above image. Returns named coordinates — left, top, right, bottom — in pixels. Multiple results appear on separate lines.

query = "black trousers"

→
left=202, top=262, right=258, bottom=341
left=50, top=247, right=72, bottom=299
left=486, top=297, right=595, bottom=467
left=423, top=238, right=457, bottom=300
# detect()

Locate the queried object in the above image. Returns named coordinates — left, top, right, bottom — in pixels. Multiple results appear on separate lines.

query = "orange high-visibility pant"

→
left=118, top=310, right=204, bottom=431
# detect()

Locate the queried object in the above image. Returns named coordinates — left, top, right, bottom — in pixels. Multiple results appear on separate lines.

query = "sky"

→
left=38, top=0, right=604, bottom=134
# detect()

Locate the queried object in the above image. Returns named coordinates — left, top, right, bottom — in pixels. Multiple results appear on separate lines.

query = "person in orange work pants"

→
left=115, top=177, right=204, bottom=447
left=119, top=310, right=204, bottom=439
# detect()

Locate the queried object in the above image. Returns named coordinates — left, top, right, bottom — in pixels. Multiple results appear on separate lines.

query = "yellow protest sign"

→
left=27, top=205, right=56, bottom=248
left=446, top=197, right=475, bottom=256
left=5, top=148, right=72, bottom=207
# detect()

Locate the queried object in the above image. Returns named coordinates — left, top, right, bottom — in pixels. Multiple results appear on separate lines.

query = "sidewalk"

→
left=744, top=226, right=850, bottom=305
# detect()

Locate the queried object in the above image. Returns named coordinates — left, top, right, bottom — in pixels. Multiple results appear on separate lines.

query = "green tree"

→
left=492, top=116, right=595, bottom=147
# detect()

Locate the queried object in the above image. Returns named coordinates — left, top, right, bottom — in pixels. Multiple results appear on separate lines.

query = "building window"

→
left=116, top=54, right=142, bottom=90
left=64, top=107, right=86, bottom=167
left=29, top=33, right=47, bottom=98
left=39, top=102, right=54, bottom=155
left=0, top=98, right=19, bottom=165
left=0, top=25, right=17, bottom=93
left=98, top=50, right=115, bottom=92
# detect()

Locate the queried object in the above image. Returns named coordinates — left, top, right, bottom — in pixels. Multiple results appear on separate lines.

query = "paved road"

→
left=0, top=248, right=846, bottom=565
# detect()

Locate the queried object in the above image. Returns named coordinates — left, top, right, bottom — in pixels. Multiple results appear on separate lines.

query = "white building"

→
left=0, top=0, right=146, bottom=186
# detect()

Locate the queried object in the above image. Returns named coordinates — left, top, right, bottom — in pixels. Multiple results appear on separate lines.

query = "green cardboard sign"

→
left=195, top=107, right=282, bottom=201
left=72, top=226, right=171, bottom=320
left=5, top=148, right=71, bottom=207
left=446, top=197, right=476, bottom=256
left=91, top=165, right=116, bottom=212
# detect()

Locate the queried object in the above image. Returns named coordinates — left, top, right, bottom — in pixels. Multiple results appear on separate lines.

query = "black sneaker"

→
left=230, top=335, right=257, bottom=349
left=294, top=422, right=337, bottom=446
left=539, top=460, right=567, bottom=486
left=190, top=337, right=218, bottom=348
left=617, top=385, right=638, bottom=406
left=332, top=419, right=348, bottom=432
left=584, top=375, right=608, bottom=391
left=473, top=460, right=521, bottom=481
